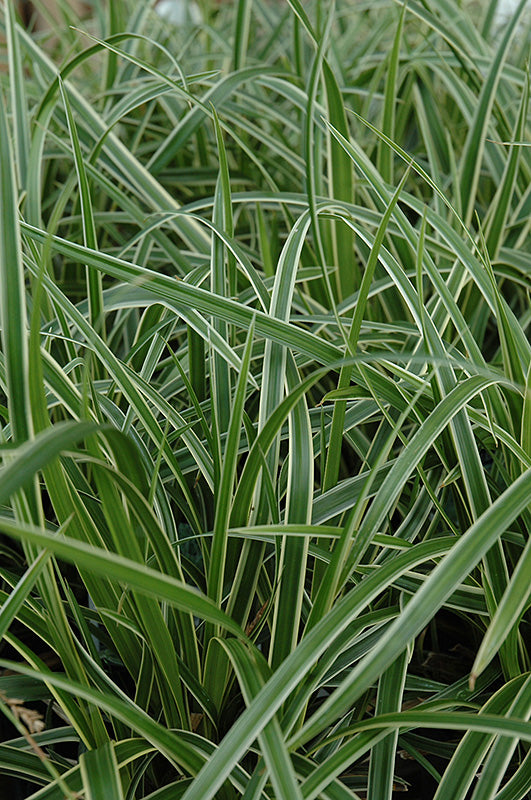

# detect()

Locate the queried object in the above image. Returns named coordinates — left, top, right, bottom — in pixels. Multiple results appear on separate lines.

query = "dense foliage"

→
left=0, top=0, right=530, bottom=797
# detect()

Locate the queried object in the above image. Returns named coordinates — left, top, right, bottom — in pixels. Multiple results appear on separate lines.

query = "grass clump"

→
left=0, top=0, right=530, bottom=797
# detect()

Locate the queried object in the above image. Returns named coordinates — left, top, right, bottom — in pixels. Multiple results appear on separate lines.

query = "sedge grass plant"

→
left=0, top=0, right=530, bottom=797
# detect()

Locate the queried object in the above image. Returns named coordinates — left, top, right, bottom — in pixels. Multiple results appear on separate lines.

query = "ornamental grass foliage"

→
left=0, top=0, right=530, bottom=798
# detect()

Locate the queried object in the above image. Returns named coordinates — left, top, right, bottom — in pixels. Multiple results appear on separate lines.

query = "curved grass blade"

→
left=0, top=660, right=206, bottom=776
left=0, top=517, right=244, bottom=639
left=21, top=222, right=342, bottom=367
left=0, top=422, right=100, bottom=506
left=484, top=71, right=529, bottom=259
left=291, top=469, right=531, bottom=748
left=177, top=537, right=458, bottom=800
left=470, top=675, right=531, bottom=800
left=431, top=675, right=529, bottom=800
left=471, top=535, right=531, bottom=686
left=458, top=0, right=529, bottom=225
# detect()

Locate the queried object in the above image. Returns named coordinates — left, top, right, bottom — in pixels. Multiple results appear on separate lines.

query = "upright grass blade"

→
left=304, top=2, right=338, bottom=309
left=296, top=0, right=356, bottom=302
left=367, top=649, right=409, bottom=800
left=377, top=1, right=406, bottom=185
left=104, top=0, right=125, bottom=92
left=80, top=742, right=125, bottom=800
left=268, top=353, right=313, bottom=669
left=0, top=93, right=33, bottom=446
left=323, top=57, right=357, bottom=300
left=210, top=108, right=234, bottom=438
left=252, top=208, right=313, bottom=525
left=522, top=364, right=531, bottom=460
left=59, top=79, right=105, bottom=342
left=4, top=0, right=30, bottom=190
left=220, top=638, right=304, bottom=800
left=233, top=0, right=253, bottom=71
left=322, top=165, right=411, bottom=500
left=207, top=321, right=255, bottom=613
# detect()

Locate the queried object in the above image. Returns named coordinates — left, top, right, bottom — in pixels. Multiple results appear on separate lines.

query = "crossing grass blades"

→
left=0, top=0, right=530, bottom=797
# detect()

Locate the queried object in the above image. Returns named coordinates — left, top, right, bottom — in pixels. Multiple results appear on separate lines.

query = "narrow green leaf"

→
left=220, top=638, right=304, bottom=800
left=0, top=422, right=99, bottom=507
left=81, top=742, right=125, bottom=800
left=484, top=71, right=529, bottom=258
left=5, top=0, right=29, bottom=189
left=0, top=661, right=206, bottom=776
left=59, top=79, right=105, bottom=339
left=471, top=675, right=531, bottom=800
left=210, top=107, right=234, bottom=436
left=269, top=354, right=312, bottom=668
left=459, top=0, right=529, bottom=224
left=0, top=517, right=244, bottom=639
left=367, top=650, right=409, bottom=800
left=177, top=537, right=457, bottom=800
left=0, top=92, right=32, bottom=444
left=471, top=536, right=531, bottom=685
left=292, top=469, right=531, bottom=748
left=208, top=320, right=255, bottom=609
left=0, top=551, right=51, bottom=641
left=21, top=221, right=342, bottom=367
left=233, top=0, right=253, bottom=70
left=377, top=2, right=406, bottom=184
left=322, top=165, right=411, bottom=496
